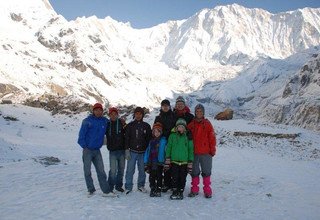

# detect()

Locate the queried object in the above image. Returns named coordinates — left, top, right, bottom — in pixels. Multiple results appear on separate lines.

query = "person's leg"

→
left=170, top=164, right=180, bottom=199
left=149, top=169, right=156, bottom=189
left=163, top=167, right=172, bottom=191
left=116, top=150, right=125, bottom=190
left=156, top=165, right=164, bottom=189
left=92, top=150, right=110, bottom=193
left=108, top=151, right=117, bottom=191
left=137, top=153, right=146, bottom=189
left=82, top=149, right=95, bottom=193
left=125, top=151, right=137, bottom=191
left=200, top=154, right=213, bottom=197
left=179, top=164, right=188, bottom=192
left=149, top=169, right=156, bottom=196
left=191, top=155, right=200, bottom=194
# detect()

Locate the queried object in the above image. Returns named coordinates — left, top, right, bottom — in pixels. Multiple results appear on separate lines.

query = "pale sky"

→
left=49, top=0, right=320, bottom=28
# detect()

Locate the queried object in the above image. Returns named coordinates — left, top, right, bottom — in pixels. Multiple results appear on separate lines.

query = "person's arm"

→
left=77, top=119, right=89, bottom=148
left=124, top=123, right=131, bottom=150
left=188, top=138, right=194, bottom=162
left=207, top=121, right=217, bottom=156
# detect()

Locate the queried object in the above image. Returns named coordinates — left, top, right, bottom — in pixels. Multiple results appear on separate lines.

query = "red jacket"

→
left=187, top=118, right=216, bottom=156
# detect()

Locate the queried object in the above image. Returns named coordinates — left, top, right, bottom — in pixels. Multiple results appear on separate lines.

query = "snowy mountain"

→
left=0, top=0, right=319, bottom=130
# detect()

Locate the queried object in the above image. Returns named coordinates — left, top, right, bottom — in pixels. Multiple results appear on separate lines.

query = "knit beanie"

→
left=194, top=104, right=205, bottom=115
left=175, top=96, right=185, bottom=104
left=175, top=118, right=187, bottom=128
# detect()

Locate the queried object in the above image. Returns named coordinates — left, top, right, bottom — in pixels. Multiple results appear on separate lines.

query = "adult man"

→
left=124, top=107, right=152, bottom=194
left=154, top=99, right=176, bottom=192
left=174, top=96, right=194, bottom=124
left=77, top=103, right=116, bottom=197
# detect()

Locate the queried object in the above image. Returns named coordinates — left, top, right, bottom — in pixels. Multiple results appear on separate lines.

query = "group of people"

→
left=77, top=96, right=217, bottom=200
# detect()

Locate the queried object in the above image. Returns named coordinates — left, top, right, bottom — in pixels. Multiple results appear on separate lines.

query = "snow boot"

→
left=155, top=187, right=161, bottom=197
left=150, top=188, right=156, bottom=197
left=191, top=176, right=200, bottom=195
left=170, top=189, right=180, bottom=200
left=203, top=176, right=212, bottom=198
left=188, top=192, right=199, bottom=197
left=178, top=189, right=184, bottom=200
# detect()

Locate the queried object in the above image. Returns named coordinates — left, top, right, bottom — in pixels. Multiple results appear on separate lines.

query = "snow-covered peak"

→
left=0, top=1, right=319, bottom=131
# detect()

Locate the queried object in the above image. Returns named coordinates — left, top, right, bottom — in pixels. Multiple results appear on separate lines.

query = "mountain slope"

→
left=0, top=0, right=319, bottom=130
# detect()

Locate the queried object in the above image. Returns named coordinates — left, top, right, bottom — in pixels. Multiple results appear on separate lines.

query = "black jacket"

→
left=106, top=119, right=125, bottom=151
left=154, top=109, right=176, bottom=140
left=174, top=110, right=194, bottom=125
left=125, top=120, right=152, bottom=153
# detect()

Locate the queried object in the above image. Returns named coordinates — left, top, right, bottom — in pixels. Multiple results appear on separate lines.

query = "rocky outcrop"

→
left=23, top=95, right=91, bottom=115
left=0, top=83, right=20, bottom=98
left=264, top=55, right=320, bottom=131
left=215, top=108, right=234, bottom=120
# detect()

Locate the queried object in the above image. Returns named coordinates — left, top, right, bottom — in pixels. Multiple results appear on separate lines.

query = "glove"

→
left=163, top=158, right=171, bottom=172
left=144, top=165, right=150, bottom=174
left=125, top=149, right=131, bottom=160
left=187, top=162, right=193, bottom=174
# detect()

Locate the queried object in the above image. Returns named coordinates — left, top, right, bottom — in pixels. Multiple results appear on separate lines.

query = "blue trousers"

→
left=82, top=148, right=110, bottom=193
left=108, top=150, right=125, bottom=191
left=125, top=151, right=146, bottom=191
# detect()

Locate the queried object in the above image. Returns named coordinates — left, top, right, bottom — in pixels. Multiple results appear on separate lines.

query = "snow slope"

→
left=0, top=104, right=319, bottom=220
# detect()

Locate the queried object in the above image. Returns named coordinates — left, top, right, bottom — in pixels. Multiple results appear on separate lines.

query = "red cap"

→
left=108, top=107, right=119, bottom=115
left=93, top=103, right=103, bottom=111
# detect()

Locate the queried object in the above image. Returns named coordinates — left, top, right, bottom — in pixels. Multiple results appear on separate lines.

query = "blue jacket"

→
left=144, top=136, right=167, bottom=164
left=77, top=115, right=109, bottom=150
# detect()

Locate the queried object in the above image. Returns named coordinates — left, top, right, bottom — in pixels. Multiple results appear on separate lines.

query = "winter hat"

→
left=194, top=104, right=205, bottom=115
left=161, top=99, right=171, bottom=106
left=108, top=107, right=119, bottom=115
left=176, top=96, right=185, bottom=104
left=134, top=107, right=144, bottom=116
left=175, top=118, right=187, bottom=128
left=93, top=103, right=103, bottom=111
left=152, top=122, right=163, bottom=133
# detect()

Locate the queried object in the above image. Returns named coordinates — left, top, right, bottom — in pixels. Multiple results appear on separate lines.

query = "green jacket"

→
left=166, top=132, right=194, bottom=164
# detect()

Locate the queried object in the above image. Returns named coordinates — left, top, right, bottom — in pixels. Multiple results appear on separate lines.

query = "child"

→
left=187, top=104, right=217, bottom=198
left=144, top=122, right=167, bottom=197
left=164, top=118, right=194, bottom=200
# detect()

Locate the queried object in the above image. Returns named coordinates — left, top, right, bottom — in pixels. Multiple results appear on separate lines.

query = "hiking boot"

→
left=102, top=192, right=118, bottom=197
left=205, top=193, right=212, bottom=199
left=178, top=191, right=184, bottom=200
left=87, top=190, right=96, bottom=198
left=154, top=188, right=161, bottom=197
left=188, top=192, right=199, bottom=197
left=150, top=188, right=156, bottom=197
left=138, top=186, right=147, bottom=193
left=161, top=186, right=170, bottom=193
left=115, top=187, right=125, bottom=193
left=124, top=189, right=132, bottom=195
left=170, top=189, right=182, bottom=200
